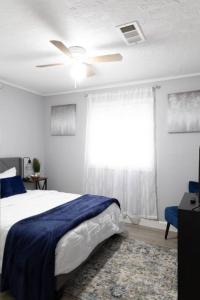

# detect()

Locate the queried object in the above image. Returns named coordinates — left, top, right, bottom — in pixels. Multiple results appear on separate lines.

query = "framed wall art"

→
left=168, top=90, right=200, bottom=133
left=51, top=104, right=76, bottom=136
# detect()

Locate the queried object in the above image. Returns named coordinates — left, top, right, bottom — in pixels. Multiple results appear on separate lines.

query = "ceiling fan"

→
left=36, top=40, right=123, bottom=81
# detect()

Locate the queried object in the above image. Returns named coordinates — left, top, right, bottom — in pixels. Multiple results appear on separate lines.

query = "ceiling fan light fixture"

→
left=70, top=62, right=87, bottom=81
left=36, top=40, right=122, bottom=83
left=69, top=46, right=86, bottom=61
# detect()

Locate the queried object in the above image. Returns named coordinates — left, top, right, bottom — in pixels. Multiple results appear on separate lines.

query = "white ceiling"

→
left=0, top=0, right=200, bottom=95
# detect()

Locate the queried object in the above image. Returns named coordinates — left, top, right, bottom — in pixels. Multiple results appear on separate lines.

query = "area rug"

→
left=62, top=235, right=177, bottom=300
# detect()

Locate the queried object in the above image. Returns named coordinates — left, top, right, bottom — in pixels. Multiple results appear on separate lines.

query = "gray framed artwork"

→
left=51, top=104, right=76, bottom=136
left=168, top=90, right=200, bottom=133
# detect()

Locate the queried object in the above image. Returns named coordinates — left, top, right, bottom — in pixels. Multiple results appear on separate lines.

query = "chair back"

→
left=189, top=181, right=199, bottom=193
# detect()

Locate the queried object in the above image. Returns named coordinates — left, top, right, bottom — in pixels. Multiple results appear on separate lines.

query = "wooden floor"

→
left=125, top=223, right=177, bottom=249
left=0, top=224, right=177, bottom=300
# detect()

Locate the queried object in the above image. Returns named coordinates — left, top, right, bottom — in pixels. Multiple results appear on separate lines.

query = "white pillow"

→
left=0, top=167, right=17, bottom=179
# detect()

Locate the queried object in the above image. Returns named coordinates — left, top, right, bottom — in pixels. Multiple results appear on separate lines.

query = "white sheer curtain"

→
left=84, top=88, right=157, bottom=221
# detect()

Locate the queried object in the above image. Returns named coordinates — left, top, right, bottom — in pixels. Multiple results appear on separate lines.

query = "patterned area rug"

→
left=0, top=235, right=177, bottom=300
left=62, top=235, right=177, bottom=300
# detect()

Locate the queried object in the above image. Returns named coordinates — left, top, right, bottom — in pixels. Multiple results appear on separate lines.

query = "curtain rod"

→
left=153, top=85, right=161, bottom=90
left=84, top=85, right=161, bottom=97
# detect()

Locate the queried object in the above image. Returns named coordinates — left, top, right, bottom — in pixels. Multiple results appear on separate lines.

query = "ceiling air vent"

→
left=116, top=21, right=145, bottom=46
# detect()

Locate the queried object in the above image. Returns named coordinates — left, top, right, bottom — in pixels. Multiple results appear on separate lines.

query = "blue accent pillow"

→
left=0, top=176, right=26, bottom=198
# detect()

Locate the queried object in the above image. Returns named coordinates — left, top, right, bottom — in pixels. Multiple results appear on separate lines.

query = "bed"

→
left=0, top=157, right=122, bottom=299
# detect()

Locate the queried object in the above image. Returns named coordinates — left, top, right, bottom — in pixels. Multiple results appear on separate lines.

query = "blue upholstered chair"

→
left=165, top=206, right=178, bottom=239
left=188, top=181, right=199, bottom=193
left=164, top=181, right=199, bottom=239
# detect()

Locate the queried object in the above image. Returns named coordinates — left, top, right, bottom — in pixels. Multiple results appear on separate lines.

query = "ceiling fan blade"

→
left=85, top=64, right=96, bottom=77
left=88, top=53, right=122, bottom=63
left=36, top=63, right=64, bottom=68
left=50, top=40, right=71, bottom=57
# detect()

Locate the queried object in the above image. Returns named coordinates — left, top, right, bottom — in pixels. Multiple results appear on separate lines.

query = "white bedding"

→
left=0, top=190, right=121, bottom=275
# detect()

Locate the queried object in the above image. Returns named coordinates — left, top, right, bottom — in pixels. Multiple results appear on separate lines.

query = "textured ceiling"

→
left=0, top=0, right=200, bottom=95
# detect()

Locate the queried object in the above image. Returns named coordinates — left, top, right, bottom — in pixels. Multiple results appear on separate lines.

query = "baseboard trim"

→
left=139, top=219, right=177, bottom=232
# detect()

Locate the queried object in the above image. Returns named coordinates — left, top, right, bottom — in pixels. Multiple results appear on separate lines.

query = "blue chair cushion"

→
left=189, top=181, right=199, bottom=193
left=165, top=206, right=178, bottom=229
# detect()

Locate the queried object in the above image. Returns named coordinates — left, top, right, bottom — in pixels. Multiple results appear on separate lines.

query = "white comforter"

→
left=0, top=190, right=121, bottom=275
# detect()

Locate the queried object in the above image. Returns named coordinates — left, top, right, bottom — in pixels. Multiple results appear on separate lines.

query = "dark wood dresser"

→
left=178, top=193, right=200, bottom=300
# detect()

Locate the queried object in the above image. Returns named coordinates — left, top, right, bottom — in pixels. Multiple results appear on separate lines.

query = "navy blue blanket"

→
left=1, top=194, right=120, bottom=300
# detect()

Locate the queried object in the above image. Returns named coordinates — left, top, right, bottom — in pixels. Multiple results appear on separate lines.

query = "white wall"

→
left=44, top=93, right=87, bottom=194
left=156, top=76, right=200, bottom=219
left=0, top=84, right=45, bottom=172
left=1, top=77, right=199, bottom=220
left=2, top=76, right=199, bottom=220
left=44, top=75, right=200, bottom=220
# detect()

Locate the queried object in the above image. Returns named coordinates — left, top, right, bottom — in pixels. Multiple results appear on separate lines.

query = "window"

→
left=86, top=89, right=154, bottom=170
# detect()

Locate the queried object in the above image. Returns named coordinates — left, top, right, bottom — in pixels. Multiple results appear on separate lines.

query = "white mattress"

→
left=0, top=190, right=121, bottom=275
